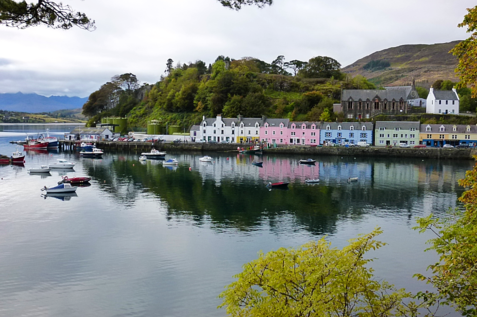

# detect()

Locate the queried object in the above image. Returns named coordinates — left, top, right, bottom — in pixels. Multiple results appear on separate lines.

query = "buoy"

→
left=133, top=164, right=135, bottom=166
left=189, top=167, right=192, bottom=171
left=227, top=157, right=229, bottom=160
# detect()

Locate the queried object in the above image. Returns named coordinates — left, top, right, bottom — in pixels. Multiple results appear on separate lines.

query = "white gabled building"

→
left=426, top=88, right=460, bottom=115
left=199, top=114, right=238, bottom=143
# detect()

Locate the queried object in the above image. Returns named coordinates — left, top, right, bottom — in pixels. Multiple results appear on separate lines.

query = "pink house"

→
left=288, top=122, right=320, bottom=145
left=260, top=118, right=290, bottom=145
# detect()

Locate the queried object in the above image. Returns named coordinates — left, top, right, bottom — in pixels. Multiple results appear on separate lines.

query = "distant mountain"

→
left=0, top=92, right=88, bottom=113
left=342, top=41, right=460, bottom=88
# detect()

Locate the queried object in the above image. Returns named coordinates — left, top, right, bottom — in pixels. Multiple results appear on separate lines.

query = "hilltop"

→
left=342, top=41, right=460, bottom=87
left=0, top=92, right=88, bottom=113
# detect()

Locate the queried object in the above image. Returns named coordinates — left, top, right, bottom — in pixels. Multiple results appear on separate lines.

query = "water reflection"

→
left=42, top=192, right=78, bottom=201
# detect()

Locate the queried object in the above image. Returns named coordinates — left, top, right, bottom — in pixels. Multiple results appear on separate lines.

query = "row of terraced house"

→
left=190, top=115, right=477, bottom=147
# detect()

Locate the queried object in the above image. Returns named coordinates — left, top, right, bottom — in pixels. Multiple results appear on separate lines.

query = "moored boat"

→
left=58, top=175, right=91, bottom=185
left=0, top=154, right=10, bottom=164
left=305, top=179, right=320, bottom=183
left=78, top=142, right=94, bottom=151
left=348, top=177, right=358, bottom=182
left=141, top=149, right=166, bottom=159
left=199, top=156, right=213, bottom=162
left=299, top=158, right=316, bottom=165
left=28, top=165, right=51, bottom=173
left=23, top=140, right=48, bottom=150
left=49, top=159, right=75, bottom=169
left=41, top=182, right=77, bottom=193
left=266, top=182, right=289, bottom=189
left=80, top=147, right=103, bottom=158
left=11, top=148, right=25, bottom=164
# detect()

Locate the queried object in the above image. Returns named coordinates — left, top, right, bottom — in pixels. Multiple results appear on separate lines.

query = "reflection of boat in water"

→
left=42, top=192, right=78, bottom=201
left=164, top=165, right=178, bottom=171
left=199, top=156, right=213, bottom=162
left=252, top=161, right=263, bottom=167
left=50, top=168, right=75, bottom=176
left=26, top=148, right=49, bottom=155
left=163, top=159, right=178, bottom=165
left=139, top=155, right=147, bottom=161
left=299, top=159, right=316, bottom=165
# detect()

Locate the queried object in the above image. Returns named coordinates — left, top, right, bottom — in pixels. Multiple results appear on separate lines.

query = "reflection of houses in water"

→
left=417, top=164, right=466, bottom=194
left=258, top=157, right=320, bottom=183
left=373, top=162, right=419, bottom=189
left=319, top=160, right=371, bottom=185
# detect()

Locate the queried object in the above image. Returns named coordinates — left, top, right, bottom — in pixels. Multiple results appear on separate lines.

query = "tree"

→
left=432, top=80, right=443, bottom=90
left=415, top=156, right=477, bottom=316
left=165, top=58, right=174, bottom=75
left=242, top=92, right=270, bottom=117
left=298, top=56, right=342, bottom=79
left=219, top=228, right=421, bottom=317
left=284, top=59, right=308, bottom=76
left=112, top=73, right=139, bottom=92
left=416, top=86, right=429, bottom=99
left=222, top=95, right=244, bottom=118
left=195, top=60, right=207, bottom=76
left=440, top=80, right=455, bottom=90
left=270, top=55, right=285, bottom=75
left=451, top=5, right=477, bottom=98
left=219, top=0, right=272, bottom=10
left=0, top=0, right=95, bottom=30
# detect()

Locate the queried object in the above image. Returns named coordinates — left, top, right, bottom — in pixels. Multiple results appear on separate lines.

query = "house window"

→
left=379, top=127, right=385, bottom=131
left=439, top=100, right=441, bottom=105
left=292, top=125, right=295, bottom=129
left=374, top=101, right=379, bottom=110
left=452, top=135, right=457, bottom=139
left=393, top=134, right=398, bottom=138
left=280, top=131, right=283, bottom=135
left=347, top=114, right=353, bottom=119
left=265, top=131, right=268, bottom=135
left=213, top=123, right=216, bottom=127
left=311, top=132, right=315, bottom=136
left=232, top=130, right=234, bottom=135
left=350, top=126, right=354, bottom=130
left=360, top=133, right=367, bottom=138
left=248, top=130, right=251, bottom=135
left=241, top=130, right=243, bottom=134
left=255, top=130, right=258, bottom=135
left=439, top=134, right=445, bottom=139
left=410, top=141, right=415, bottom=145
left=453, top=126, right=457, bottom=132
left=302, top=132, right=305, bottom=136
left=325, top=132, right=332, bottom=137
left=326, top=125, right=330, bottom=130
left=203, top=129, right=206, bottom=134
left=280, top=139, right=283, bottom=143
left=272, top=131, right=275, bottom=135
left=379, top=134, right=384, bottom=138
left=311, top=139, right=316, bottom=144
left=338, top=125, right=342, bottom=130
left=446, top=100, right=448, bottom=105
left=426, top=126, right=431, bottom=132
left=213, top=130, right=216, bottom=134
left=362, top=126, right=366, bottom=131
left=203, top=123, right=206, bottom=127
left=465, top=135, right=470, bottom=139
left=379, top=140, right=384, bottom=144
left=312, top=126, right=315, bottom=130
left=440, top=126, right=445, bottom=132
left=410, top=134, right=415, bottom=138
left=348, top=101, right=353, bottom=110
left=291, top=132, right=295, bottom=136
left=337, top=133, right=342, bottom=137
left=302, top=125, right=306, bottom=129
left=349, top=133, right=354, bottom=138
left=467, top=126, right=471, bottom=132
left=439, top=109, right=441, bottom=113
left=221, top=130, right=224, bottom=134
left=427, top=134, right=432, bottom=138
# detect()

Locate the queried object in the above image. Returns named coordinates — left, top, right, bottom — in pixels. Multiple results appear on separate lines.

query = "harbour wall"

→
left=59, top=141, right=477, bottom=160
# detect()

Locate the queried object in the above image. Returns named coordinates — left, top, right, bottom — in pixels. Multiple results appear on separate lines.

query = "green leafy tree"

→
left=298, top=56, right=342, bottom=79
left=219, top=228, right=422, bottom=317
left=112, top=73, right=139, bottom=92
left=319, top=107, right=331, bottom=121
left=297, top=91, right=324, bottom=113
left=222, top=95, right=244, bottom=118
left=0, top=0, right=95, bottom=30
left=242, top=92, right=270, bottom=117
left=415, top=156, right=477, bottom=316
left=343, top=75, right=377, bottom=90
left=416, top=86, right=429, bottom=99
left=165, top=58, right=174, bottom=75
left=432, top=80, right=443, bottom=90
left=451, top=5, right=477, bottom=97
left=440, top=80, right=455, bottom=90
left=271, top=55, right=286, bottom=75
left=195, top=60, right=207, bottom=76
left=284, top=59, right=308, bottom=76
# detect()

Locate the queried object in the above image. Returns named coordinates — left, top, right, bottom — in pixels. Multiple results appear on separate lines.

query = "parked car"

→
left=357, top=142, right=370, bottom=147
left=414, top=144, right=426, bottom=148
left=196, top=139, right=206, bottom=143
left=443, top=144, right=454, bottom=148
left=399, top=143, right=410, bottom=148
left=456, top=143, right=470, bottom=148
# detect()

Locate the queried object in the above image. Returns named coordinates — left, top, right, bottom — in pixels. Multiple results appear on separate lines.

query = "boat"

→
left=37, top=130, right=58, bottom=148
left=11, top=148, right=25, bottom=164
left=78, top=142, right=94, bottom=151
left=141, top=149, right=166, bottom=159
left=348, top=177, right=358, bottom=182
left=199, top=156, right=213, bottom=162
left=28, top=165, right=51, bottom=173
left=41, top=182, right=77, bottom=193
left=252, top=161, right=263, bottom=167
left=58, top=175, right=91, bottom=185
left=80, top=147, right=103, bottom=158
left=243, top=145, right=262, bottom=155
left=23, top=140, right=48, bottom=150
left=266, top=182, right=289, bottom=189
left=139, top=155, right=147, bottom=161
left=163, top=159, right=178, bottom=165
left=49, top=159, right=75, bottom=169
left=305, top=179, right=320, bottom=183
left=42, top=192, right=78, bottom=201
left=0, top=154, right=10, bottom=164
left=299, top=159, right=316, bottom=165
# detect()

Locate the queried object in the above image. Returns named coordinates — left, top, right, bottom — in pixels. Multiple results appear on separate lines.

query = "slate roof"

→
left=320, top=122, right=374, bottom=130
left=375, top=121, right=420, bottom=130
left=288, top=121, right=319, bottom=128
left=433, top=90, right=459, bottom=101
left=190, top=125, right=199, bottom=131
left=239, top=118, right=263, bottom=127
left=263, top=118, right=289, bottom=127
left=421, top=124, right=477, bottom=133
left=70, top=127, right=111, bottom=134
left=342, top=87, right=411, bottom=101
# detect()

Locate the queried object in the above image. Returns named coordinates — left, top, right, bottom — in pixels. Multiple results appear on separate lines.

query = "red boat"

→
left=58, top=175, right=91, bottom=185
left=23, top=140, right=48, bottom=150
left=266, top=182, right=289, bottom=189
left=11, top=149, right=25, bottom=164
left=0, top=155, right=10, bottom=164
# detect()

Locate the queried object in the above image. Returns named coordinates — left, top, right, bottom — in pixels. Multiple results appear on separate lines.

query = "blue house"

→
left=320, top=122, right=374, bottom=145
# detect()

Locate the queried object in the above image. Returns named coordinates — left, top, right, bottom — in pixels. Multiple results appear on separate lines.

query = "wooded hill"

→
left=342, top=41, right=460, bottom=88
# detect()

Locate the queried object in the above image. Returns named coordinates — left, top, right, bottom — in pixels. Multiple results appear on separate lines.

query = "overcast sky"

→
left=0, top=0, right=474, bottom=98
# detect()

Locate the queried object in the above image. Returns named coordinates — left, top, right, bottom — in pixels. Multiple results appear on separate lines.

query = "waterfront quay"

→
left=59, top=140, right=476, bottom=160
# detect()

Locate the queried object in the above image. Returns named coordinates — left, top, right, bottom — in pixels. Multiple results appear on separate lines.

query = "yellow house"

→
left=420, top=124, right=477, bottom=147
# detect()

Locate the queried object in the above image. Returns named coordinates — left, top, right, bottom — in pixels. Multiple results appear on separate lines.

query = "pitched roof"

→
left=288, top=121, right=319, bottom=128
left=421, top=124, right=477, bottom=133
left=190, top=125, right=200, bottom=131
left=320, top=122, right=374, bottom=130
left=375, top=121, right=420, bottom=129
left=342, top=86, right=412, bottom=101
left=433, top=89, right=459, bottom=101
left=263, top=118, right=289, bottom=127
left=70, top=127, right=111, bottom=134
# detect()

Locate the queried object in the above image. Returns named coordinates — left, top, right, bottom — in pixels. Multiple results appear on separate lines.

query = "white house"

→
left=199, top=114, right=238, bottom=143
left=426, top=88, right=459, bottom=115
left=65, top=127, right=113, bottom=141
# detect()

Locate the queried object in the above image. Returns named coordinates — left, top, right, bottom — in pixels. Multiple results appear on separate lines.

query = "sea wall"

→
left=59, top=141, right=477, bottom=160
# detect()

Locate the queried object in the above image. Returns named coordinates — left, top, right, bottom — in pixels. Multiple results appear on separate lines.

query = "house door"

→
left=302, top=139, right=305, bottom=145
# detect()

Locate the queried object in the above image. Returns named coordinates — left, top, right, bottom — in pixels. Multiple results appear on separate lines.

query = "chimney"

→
left=202, top=115, right=205, bottom=121
left=238, top=114, right=243, bottom=121
left=262, top=115, right=267, bottom=122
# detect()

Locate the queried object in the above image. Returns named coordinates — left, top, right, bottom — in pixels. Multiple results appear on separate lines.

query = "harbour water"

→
left=0, top=127, right=471, bottom=317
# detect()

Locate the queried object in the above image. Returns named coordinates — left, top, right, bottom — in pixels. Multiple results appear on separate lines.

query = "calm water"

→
left=0, top=128, right=472, bottom=317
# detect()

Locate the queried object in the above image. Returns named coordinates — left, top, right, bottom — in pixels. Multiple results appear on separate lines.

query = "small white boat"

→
left=199, top=156, right=213, bottom=162
left=80, top=147, right=103, bottom=158
left=41, top=182, right=77, bottom=193
left=139, top=155, right=147, bottom=161
left=49, top=159, right=75, bottom=169
left=348, top=177, right=358, bottom=182
left=141, top=149, right=166, bottom=159
left=305, top=179, right=320, bottom=183
left=28, top=165, right=51, bottom=173
left=163, top=159, right=178, bottom=165
left=299, top=159, right=316, bottom=165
